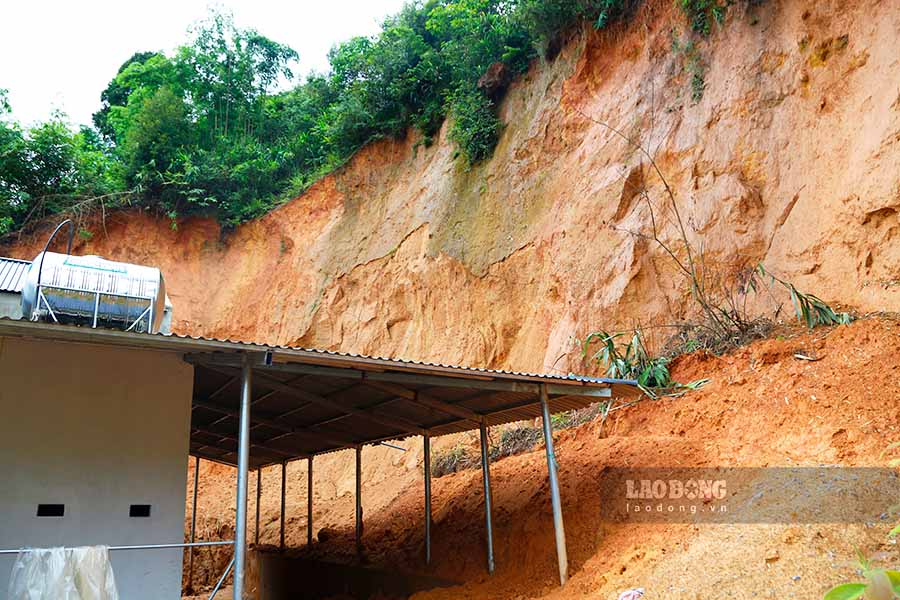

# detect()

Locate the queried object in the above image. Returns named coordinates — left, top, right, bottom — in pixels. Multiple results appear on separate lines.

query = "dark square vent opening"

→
left=37, top=504, right=65, bottom=517
left=129, top=504, right=151, bottom=518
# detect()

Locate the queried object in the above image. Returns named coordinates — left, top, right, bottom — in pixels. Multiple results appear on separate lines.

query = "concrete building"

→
left=0, top=332, right=193, bottom=597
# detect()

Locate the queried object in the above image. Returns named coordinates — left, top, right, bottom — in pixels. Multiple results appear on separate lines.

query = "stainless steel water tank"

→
left=21, top=252, right=170, bottom=334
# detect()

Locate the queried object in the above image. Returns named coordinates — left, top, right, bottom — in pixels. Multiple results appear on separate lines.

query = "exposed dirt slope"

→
left=185, top=317, right=900, bottom=599
left=3, top=1, right=898, bottom=377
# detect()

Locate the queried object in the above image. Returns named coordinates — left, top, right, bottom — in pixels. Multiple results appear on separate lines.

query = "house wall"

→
left=0, top=336, right=193, bottom=599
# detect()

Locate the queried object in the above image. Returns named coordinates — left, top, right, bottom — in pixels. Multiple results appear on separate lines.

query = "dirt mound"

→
left=183, top=317, right=900, bottom=598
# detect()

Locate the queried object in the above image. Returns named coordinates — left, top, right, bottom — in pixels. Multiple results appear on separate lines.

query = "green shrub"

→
left=678, top=0, right=730, bottom=36
left=583, top=328, right=709, bottom=397
left=516, top=0, right=638, bottom=57
left=822, top=551, right=900, bottom=600
left=431, top=444, right=480, bottom=478
left=583, top=329, right=671, bottom=388
left=755, top=264, right=852, bottom=328
left=552, top=401, right=612, bottom=430
left=671, top=33, right=706, bottom=102
left=448, top=85, right=503, bottom=165
left=490, top=424, right=543, bottom=460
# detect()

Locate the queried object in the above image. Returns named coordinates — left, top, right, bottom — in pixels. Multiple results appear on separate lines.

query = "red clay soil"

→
left=184, top=316, right=900, bottom=599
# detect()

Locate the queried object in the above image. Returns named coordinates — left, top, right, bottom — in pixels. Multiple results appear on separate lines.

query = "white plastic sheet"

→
left=7, top=546, right=119, bottom=600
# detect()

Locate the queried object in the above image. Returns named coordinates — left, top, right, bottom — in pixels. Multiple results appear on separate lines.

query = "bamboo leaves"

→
left=756, top=264, right=851, bottom=329
left=582, top=329, right=707, bottom=398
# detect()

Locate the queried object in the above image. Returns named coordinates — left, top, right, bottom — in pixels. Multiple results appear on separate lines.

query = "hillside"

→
left=2, top=1, right=899, bottom=598
left=4, top=1, right=897, bottom=375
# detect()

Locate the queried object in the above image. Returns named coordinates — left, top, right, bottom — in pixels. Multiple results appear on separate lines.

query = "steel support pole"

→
left=233, top=354, right=252, bottom=600
left=355, top=446, right=363, bottom=555
left=208, top=557, right=235, bottom=600
left=479, top=422, right=495, bottom=574
left=424, top=434, right=432, bottom=565
left=255, top=468, right=261, bottom=545
left=540, top=384, right=569, bottom=585
left=188, top=455, right=200, bottom=589
left=280, top=461, right=287, bottom=551
left=307, top=457, right=313, bottom=545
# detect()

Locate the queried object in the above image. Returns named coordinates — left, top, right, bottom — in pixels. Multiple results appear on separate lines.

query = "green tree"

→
left=448, top=83, right=501, bottom=163
left=119, top=86, right=193, bottom=193
left=6, top=0, right=710, bottom=232
left=0, top=101, right=121, bottom=234
left=93, top=51, right=162, bottom=140
left=175, top=10, right=297, bottom=141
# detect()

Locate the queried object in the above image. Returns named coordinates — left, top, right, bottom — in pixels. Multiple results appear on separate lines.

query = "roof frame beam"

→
left=192, top=427, right=300, bottom=459
left=361, top=380, right=485, bottom=426
left=194, top=398, right=355, bottom=450
left=206, top=376, right=358, bottom=436
left=205, top=365, right=427, bottom=436
left=205, top=382, right=284, bottom=429
left=480, top=389, right=611, bottom=423
left=296, top=395, right=403, bottom=430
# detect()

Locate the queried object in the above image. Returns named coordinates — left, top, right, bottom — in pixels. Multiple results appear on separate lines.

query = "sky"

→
left=0, top=0, right=407, bottom=128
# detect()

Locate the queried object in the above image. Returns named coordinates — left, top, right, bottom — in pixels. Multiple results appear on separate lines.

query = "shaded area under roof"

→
left=186, top=354, right=640, bottom=469
left=0, top=319, right=641, bottom=469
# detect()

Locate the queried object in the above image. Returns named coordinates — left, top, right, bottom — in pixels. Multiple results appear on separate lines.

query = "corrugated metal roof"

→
left=0, top=257, right=29, bottom=293
left=0, top=318, right=641, bottom=469
left=0, top=317, right=625, bottom=385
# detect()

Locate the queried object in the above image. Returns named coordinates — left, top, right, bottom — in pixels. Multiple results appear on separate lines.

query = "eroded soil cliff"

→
left=3, top=0, right=897, bottom=376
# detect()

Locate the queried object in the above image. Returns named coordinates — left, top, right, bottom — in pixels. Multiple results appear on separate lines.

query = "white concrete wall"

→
left=0, top=336, right=193, bottom=599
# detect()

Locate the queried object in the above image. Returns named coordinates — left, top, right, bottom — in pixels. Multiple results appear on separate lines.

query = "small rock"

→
left=477, top=62, right=511, bottom=102
left=781, top=527, right=801, bottom=544
left=765, top=549, right=780, bottom=563
left=316, top=527, right=337, bottom=543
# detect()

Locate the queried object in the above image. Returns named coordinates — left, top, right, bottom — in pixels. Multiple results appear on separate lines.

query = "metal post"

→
left=479, top=422, right=495, bottom=574
left=424, top=434, right=432, bottom=565
left=208, top=557, right=235, bottom=600
left=355, top=446, right=363, bottom=555
left=255, top=468, right=261, bottom=545
left=188, top=455, right=200, bottom=590
left=92, top=292, right=100, bottom=328
left=233, top=354, right=252, bottom=600
left=540, top=384, right=569, bottom=585
left=280, top=461, right=287, bottom=551
left=307, top=457, right=313, bottom=546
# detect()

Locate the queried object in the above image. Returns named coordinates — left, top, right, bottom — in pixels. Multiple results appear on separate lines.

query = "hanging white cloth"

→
left=7, top=546, right=119, bottom=600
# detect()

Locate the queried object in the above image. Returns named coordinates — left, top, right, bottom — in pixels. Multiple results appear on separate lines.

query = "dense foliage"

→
left=0, top=0, right=740, bottom=233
